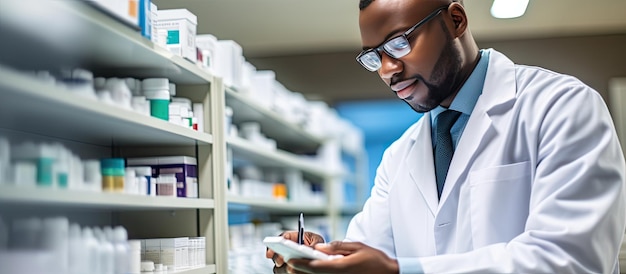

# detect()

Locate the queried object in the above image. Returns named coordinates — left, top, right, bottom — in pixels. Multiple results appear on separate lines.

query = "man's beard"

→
left=404, top=21, right=464, bottom=113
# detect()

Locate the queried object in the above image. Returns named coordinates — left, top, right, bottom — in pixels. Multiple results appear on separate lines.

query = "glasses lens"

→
left=358, top=51, right=382, bottom=71
left=383, top=36, right=411, bottom=58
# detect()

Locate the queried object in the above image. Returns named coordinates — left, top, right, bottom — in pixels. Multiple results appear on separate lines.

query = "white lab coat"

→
left=345, top=49, right=626, bottom=273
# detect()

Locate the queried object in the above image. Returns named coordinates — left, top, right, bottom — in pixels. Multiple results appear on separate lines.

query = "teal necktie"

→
left=434, top=110, right=461, bottom=200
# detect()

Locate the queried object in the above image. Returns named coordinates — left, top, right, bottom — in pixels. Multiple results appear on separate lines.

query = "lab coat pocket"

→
left=468, top=161, right=531, bottom=248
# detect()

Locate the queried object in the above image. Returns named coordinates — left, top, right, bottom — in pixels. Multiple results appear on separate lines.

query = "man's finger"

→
left=273, top=252, right=285, bottom=267
left=315, top=241, right=362, bottom=255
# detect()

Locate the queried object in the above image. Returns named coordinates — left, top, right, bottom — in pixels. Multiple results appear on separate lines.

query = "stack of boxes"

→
left=142, top=237, right=206, bottom=271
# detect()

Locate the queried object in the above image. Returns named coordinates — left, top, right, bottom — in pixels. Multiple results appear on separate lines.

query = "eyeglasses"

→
left=356, top=6, right=448, bottom=72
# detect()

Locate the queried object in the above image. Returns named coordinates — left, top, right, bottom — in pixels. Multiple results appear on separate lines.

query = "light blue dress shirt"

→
left=397, top=49, right=490, bottom=274
left=430, top=49, right=490, bottom=150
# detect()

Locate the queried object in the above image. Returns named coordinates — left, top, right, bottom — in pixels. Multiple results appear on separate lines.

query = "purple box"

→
left=158, top=156, right=198, bottom=198
left=127, top=156, right=198, bottom=198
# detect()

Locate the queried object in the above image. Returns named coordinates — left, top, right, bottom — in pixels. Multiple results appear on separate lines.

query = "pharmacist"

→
left=266, top=0, right=626, bottom=273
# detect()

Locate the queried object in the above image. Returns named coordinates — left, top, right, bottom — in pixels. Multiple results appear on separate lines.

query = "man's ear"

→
left=448, top=2, right=468, bottom=38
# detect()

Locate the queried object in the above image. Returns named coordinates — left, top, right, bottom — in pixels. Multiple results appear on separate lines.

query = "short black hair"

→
left=359, top=0, right=463, bottom=11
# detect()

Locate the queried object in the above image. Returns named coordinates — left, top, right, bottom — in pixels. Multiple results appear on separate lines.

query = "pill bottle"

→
left=128, top=240, right=142, bottom=274
left=41, top=217, right=70, bottom=273
left=113, top=226, right=130, bottom=274
left=125, top=168, right=138, bottom=195
left=134, top=167, right=154, bottom=196
left=101, top=158, right=125, bottom=192
left=142, top=78, right=170, bottom=121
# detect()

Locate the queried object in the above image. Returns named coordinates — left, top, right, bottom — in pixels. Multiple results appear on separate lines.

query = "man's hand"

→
left=287, top=241, right=399, bottom=274
left=265, top=231, right=325, bottom=273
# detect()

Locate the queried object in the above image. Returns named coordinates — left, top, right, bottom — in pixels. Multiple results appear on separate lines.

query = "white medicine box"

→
left=161, top=237, right=189, bottom=271
left=156, top=9, right=197, bottom=63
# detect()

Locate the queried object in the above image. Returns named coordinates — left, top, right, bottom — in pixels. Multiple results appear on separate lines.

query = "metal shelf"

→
left=227, top=136, right=339, bottom=180
left=227, top=195, right=327, bottom=214
left=0, top=185, right=215, bottom=210
left=226, top=88, right=325, bottom=154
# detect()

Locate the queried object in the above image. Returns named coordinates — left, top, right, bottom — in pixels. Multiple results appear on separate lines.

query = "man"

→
left=266, top=0, right=626, bottom=273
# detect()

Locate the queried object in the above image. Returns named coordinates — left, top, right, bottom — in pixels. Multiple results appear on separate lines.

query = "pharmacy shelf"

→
left=227, top=195, right=327, bottom=214
left=225, top=88, right=325, bottom=154
left=0, top=185, right=215, bottom=210
left=0, top=65, right=213, bottom=146
left=227, top=136, right=339, bottom=179
left=0, top=0, right=213, bottom=85
left=175, top=265, right=217, bottom=274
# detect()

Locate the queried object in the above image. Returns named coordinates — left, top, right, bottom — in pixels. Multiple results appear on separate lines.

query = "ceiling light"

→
left=490, top=0, right=530, bottom=19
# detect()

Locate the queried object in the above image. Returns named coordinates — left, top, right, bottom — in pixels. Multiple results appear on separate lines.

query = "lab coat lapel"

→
left=438, top=49, right=518, bottom=205
left=407, top=112, right=438, bottom=216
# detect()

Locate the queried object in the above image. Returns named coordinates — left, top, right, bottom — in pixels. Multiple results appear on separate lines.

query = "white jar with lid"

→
left=142, top=78, right=170, bottom=121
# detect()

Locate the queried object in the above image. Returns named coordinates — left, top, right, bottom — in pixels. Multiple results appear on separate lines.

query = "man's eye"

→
left=385, top=37, right=409, bottom=52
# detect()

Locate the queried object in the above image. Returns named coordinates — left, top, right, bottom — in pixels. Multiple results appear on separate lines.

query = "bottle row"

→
left=0, top=216, right=136, bottom=274
left=0, top=137, right=198, bottom=198
left=26, top=69, right=204, bottom=132
left=0, top=215, right=207, bottom=274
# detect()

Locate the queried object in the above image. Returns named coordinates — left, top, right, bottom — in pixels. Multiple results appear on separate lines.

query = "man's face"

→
left=359, top=0, right=464, bottom=113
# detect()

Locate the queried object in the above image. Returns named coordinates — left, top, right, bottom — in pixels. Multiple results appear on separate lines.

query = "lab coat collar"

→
left=407, top=112, right=439, bottom=216
left=404, top=49, right=517, bottom=214
left=438, top=49, right=518, bottom=206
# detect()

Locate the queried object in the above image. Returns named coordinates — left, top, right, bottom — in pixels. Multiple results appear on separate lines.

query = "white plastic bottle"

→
left=124, top=168, right=138, bottom=195
left=83, top=227, right=102, bottom=274
left=68, top=223, right=86, bottom=274
left=41, top=217, right=70, bottom=274
left=128, top=240, right=142, bottom=274
left=96, top=227, right=115, bottom=274
left=113, top=226, right=130, bottom=274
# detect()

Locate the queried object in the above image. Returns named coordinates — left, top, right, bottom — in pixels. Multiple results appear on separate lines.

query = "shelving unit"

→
left=225, top=88, right=325, bottom=153
left=0, top=1, right=368, bottom=272
left=224, top=87, right=368, bottom=242
left=227, top=136, right=338, bottom=179
left=0, top=65, right=213, bottom=146
left=0, top=1, right=227, bottom=273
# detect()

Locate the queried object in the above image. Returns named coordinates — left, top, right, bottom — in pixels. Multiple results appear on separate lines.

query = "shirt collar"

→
left=430, top=49, right=490, bottom=122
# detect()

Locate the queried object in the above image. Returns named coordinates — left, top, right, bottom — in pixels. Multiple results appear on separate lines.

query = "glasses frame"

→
left=356, top=5, right=449, bottom=71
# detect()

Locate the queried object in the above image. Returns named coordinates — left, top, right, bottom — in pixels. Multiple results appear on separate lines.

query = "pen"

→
left=298, top=212, right=304, bottom=245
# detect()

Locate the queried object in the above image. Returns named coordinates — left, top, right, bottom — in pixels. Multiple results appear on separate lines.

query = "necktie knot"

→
left=436, top=110, right=461, bottom=136
left=434, top=110, right=461, bottom=200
